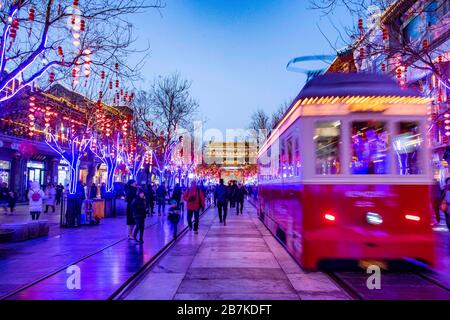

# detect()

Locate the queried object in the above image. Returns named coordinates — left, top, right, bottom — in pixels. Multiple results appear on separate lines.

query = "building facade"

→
left=203, top=140, right=257, bottom=182
left=0, top=84, right=131, bottom=201
left=326, top=0, right=450, bottom=183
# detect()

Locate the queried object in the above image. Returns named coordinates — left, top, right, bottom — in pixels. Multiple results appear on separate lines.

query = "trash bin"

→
left=93, top=199, right=105, bottom=220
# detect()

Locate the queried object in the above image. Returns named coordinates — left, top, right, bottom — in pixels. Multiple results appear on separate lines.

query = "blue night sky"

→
left=130, top=0, right=351, bottom=136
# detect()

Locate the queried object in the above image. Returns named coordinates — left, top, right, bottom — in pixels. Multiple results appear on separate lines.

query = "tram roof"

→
left=296, top=72, right=421, bottom=100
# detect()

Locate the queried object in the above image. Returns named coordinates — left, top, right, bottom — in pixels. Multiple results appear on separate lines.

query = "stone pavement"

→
left=125, top=202, right=351, bottom=300
left=0, top=203, right=193, bottom=300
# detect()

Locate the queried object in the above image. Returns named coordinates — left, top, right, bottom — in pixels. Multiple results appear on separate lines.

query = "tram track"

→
left=327, top=267, right=450, bottom=300
left=0, top=205, right=211, bottom=300
left=108, top=206, right=211, bottom=300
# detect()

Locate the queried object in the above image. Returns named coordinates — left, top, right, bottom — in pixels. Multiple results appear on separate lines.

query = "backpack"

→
left=31, top=191, right=41, bottom=202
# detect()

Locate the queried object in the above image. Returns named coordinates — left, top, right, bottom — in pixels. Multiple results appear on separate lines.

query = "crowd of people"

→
left=0, top=181, right=65, bottom=220
left=122, top=179, right=257, bottom=243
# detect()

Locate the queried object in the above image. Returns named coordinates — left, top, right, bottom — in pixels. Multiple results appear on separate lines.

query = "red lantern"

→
left=29, top=8, right=35, bottom=22
left=358, top=18, right=363, bottom=32
left=109, top=81, right=113, bottom=89
left=49, top=72, right=55, bottom=83
left=381, top=63, right=386, bottom=72
left=396, top=67, right=402, bottom=80
left=57, top=46, right=63, bottom=56
left=80, top=20, right=85, bottom=32
left=101, top=70, right=105, bottom=80
left=423, top=39, right=428, bottom=50
left=359, top=47, right=364, bottom=60
left=382, top=27, right=388, bottom=40
left=115, top=79, right=119, bottom=88
left=12, top=18, right=19, bottom=29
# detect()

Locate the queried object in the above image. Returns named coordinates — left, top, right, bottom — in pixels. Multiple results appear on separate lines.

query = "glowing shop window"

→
left=351, top=121, right=389, bottom=174
left=315, top=121, right=341, bottom=175
left=394, top=122, right=423, bottom=175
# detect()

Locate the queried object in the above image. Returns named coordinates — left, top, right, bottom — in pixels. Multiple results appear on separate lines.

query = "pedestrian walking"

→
left=156, top=184, right=167, bottom=216
left=172, top=183, right=182, bottom=209
left=235, top=183, right=247, bottom=215
left=229, top=181, right=237, bottom=208
left=145, top=183, right=156, bottom=216
left=89, top=183, right=98, bottom=199
left=168, top=199, right=181, bottom=238
left=214, top=179, right=230, bottom=225
left=8, top=190, right=16, bottom=213
left=56, top=183, right=64, bottom=205
left=131, top=189, right=147, bottom=244
left=74, top=181, right=85, bottom=227
left=28, top=181, right=45, bottom=220
left=44, top=184, right=57, bottom=213
left=100, top=183, right=106, bottom=199
left=0, top=182, right=9, bottom=214
left=125, top=179, right=138, bottom=239
left=183, top=181, right=205, bottom=234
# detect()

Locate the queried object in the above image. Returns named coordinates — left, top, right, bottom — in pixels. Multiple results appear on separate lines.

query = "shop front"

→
left=0, top=160, right=11, bottom=186
left=26, top=161, right=46, bottom=188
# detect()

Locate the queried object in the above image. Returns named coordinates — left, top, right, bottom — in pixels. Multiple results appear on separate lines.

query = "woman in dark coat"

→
left=125, top=180, right=138, bottom=239
left=131, top=189, right=147, bottom=243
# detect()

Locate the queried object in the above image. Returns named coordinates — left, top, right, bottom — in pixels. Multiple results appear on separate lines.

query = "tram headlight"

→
left=324, top=213, right=336, bottom=222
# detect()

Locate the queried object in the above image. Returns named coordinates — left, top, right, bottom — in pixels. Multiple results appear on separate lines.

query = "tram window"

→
left=315, top=121, right=341, bottom=175
left=394, top=122, right=423, bottom=175
left=294, top=136, right=301, bottom=176
left=351, top=121, right=389, bottom=174
left=286, top=136, right=294, bottom=178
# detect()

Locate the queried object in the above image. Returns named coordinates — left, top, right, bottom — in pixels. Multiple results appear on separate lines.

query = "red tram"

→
left=257, top=73, right=436, bottom=270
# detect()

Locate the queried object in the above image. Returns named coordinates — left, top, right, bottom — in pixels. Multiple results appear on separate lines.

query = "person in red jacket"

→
left=183, top=181, right=205, bottom=234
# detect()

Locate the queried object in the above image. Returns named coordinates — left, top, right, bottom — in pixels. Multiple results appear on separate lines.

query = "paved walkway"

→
left=125, top=203, right=351, bottom=300
left=0, top=204, right=195, bottom=300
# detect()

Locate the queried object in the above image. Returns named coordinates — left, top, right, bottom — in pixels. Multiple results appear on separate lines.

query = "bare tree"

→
left=132, top=73, right=199, bottom=183
left=248, top=109, right=270, bottom=146
left=270, top=100, right=291, bottom=130
left=0, top=0, right=163, bottom=104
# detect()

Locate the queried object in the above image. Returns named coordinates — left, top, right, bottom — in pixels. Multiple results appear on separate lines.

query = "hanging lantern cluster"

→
left=70, top=0, right=84, bottom=48
left=83, top=48, right=91, bottom=80
left=122, top=118, right=128, bottom=136
left=28, top=7, right=35, bottom=37
left=359, top=47, right=365, bottom=61
left=57, top=46, right=64, bottom=63
left=382, top=26, right=388, bottom=53
left=28, top=96, right=36, bottom=137
left=358, top=18, right=363, bottom=35
left=9, top=18, right=19, bottom=40
left=72, top=59, right=80, bottom=87
left=444, top=113, right=450, bottom=137
left=8, top=18, right=20, bottom=51
left=44, top=106, right=52, bottom=129
left=105, top=122, right=111, bottom=137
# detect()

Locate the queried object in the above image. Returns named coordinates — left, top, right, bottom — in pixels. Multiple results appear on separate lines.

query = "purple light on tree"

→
left=90, top=133, right=121, bottom=193
left=45, top=130, right=91, bottom=194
